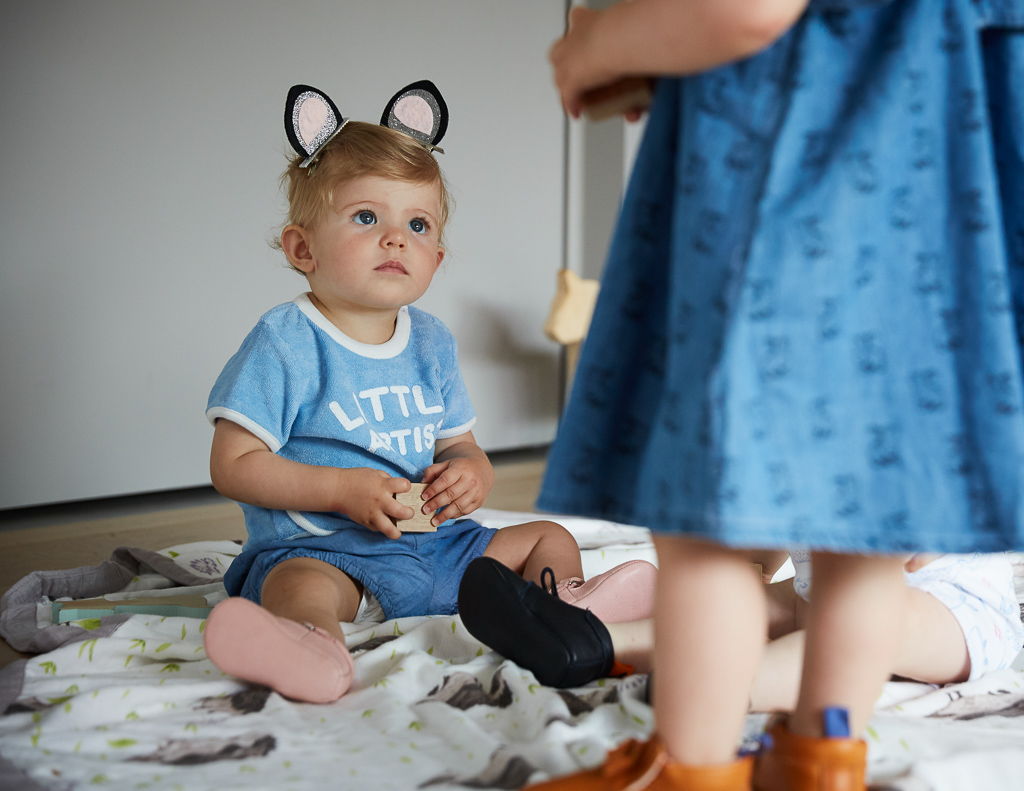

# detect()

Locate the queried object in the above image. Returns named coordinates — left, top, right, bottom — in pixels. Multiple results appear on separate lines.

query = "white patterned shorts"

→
left=789, top=551, right=1024, bottom=681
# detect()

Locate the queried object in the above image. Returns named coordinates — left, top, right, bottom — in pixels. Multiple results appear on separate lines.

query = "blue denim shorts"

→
left=223, top=519, right=496, bottom=621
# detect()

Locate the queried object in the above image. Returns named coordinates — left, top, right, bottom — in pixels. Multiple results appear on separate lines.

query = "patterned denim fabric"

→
left=539, top=0, right=1024, bottom=552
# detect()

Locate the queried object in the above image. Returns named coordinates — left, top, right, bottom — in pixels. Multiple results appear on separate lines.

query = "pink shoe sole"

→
left=557, top=560, right=657, bottom=623
left=203, top=597, right=354, bottom=703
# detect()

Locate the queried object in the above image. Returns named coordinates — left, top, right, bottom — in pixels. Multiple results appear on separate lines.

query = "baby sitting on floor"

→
left=201, top=81, right=655, bottom=703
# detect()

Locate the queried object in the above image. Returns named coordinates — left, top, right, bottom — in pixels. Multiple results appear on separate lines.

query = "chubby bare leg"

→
left=483, top=519, right=584, bottom=584
left=261, top=556, right=364, bottom=643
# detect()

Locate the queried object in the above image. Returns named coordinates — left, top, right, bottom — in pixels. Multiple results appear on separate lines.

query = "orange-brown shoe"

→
left=753, top=719, right=866, bottom=791
left=528, top=737, right=753, bottom=791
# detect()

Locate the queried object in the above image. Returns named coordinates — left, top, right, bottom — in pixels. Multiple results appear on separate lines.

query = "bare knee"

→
left=263, top=557, right=351, bottom=595
left=261, top=557, right=362, bottom=622
left=484, top=520, right=580, bottom=576
left=532, top=520, right=578, bottom=551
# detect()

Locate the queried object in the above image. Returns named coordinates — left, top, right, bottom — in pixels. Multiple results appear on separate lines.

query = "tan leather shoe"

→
left=528, top=737, right=753, bottom=791
left=753, top=719, right=866, bottom=791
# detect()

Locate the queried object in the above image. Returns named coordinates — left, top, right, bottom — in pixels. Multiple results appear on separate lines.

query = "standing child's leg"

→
left=755, top=553, right=906, bottom=791
left=791, top=553, right=906, bottom=737
left=653, top=535, right=767, bottom=766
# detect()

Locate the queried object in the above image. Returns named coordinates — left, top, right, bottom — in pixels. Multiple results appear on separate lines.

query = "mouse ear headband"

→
left=285, top=80, right=448, bottom=172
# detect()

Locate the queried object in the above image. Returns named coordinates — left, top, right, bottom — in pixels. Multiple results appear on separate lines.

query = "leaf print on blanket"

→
left=127, top=732, right=275, bottom=765
left=421, top=669, right=512, bottom=710
left=419, top=746, right=536, bottom=790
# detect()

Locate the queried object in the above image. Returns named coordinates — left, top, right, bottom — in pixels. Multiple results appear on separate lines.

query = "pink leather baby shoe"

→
left=203, top=597, right=354, bottom=704
left=557, top=559, right=658, bottom=623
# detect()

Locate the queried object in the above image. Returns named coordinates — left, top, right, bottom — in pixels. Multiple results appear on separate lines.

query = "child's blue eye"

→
left=409, top=218, right=428, bottom=235
left=354, top=211, right=376, bottom=225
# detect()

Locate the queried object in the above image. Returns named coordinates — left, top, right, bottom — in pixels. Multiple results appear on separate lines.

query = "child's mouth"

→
left=376, top=260, right=408, bottom=274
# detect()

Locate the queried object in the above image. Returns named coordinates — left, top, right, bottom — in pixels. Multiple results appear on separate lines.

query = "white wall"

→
left=563, top=0, right=645, bottom=284
left=0, top=1, right=568, bottom=509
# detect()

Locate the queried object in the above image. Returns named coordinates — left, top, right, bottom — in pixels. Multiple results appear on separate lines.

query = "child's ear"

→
left=281, top=224, right=315, bottom=273
left=435, top=247, right=445, bottom=271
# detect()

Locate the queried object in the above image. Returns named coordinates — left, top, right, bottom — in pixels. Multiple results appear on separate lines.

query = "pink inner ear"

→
left=298, top=97, right=330, bottom=145
left=394, top=96, right=433, bottom=136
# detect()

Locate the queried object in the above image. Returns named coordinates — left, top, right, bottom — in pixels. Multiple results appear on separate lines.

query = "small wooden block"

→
left=395, top=483, right=436, bottom=532
left=581, top=77, right=654, bottom=122
left=544, top=268, right=600, bottom=346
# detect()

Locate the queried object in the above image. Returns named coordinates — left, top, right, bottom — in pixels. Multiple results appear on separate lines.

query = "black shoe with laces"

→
left=457, top=556, right=615, bottom=688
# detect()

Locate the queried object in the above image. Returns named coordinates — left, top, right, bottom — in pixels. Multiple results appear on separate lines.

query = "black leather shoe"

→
left=457, top=556, right=615, bottom=688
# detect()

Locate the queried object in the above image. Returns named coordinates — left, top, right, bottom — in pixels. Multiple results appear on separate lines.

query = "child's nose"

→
left=382, top=225, right=406, bottom=247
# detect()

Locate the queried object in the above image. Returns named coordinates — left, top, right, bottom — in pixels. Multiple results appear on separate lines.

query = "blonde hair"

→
left=274, top=121, right=452, bottom=260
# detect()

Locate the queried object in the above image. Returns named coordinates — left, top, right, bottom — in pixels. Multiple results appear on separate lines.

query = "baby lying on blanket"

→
left=459, top=550, right=1024, bottom=703
left=201, top=82, right=655, bottom=704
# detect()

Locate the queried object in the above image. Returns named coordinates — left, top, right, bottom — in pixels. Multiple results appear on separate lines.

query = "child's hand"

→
left=419, top=456, right=494, bottom=527
left=550, top=6, right=612, bottom=119
left=551, top=1, right=810, bottom=119
left=579, top=78, right=653, bottom=122
left=336, top=468, right=414, bottom=540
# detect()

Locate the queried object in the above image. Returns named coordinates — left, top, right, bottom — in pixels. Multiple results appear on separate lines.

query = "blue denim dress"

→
left=538, top=0, right=1024, bottom=553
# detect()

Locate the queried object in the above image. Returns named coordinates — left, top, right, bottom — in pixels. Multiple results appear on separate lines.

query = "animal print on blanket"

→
left=127, top=733, right=276, bottom=765
left=197, top=687, right=271, bottom=715
left=929, top=688, right=1024, bottom=720
left=419, top=747, right=537, bottom=790
left=556, top=686, right=620, bottom=717
left=423, top=669, right=513, bottom=710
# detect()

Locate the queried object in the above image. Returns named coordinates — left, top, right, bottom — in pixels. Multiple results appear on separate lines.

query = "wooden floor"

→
left=0, top=453, right=547, bottom=670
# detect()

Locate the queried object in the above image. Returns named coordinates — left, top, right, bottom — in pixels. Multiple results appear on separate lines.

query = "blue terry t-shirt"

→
left=207, top=293, right=476, bottom=548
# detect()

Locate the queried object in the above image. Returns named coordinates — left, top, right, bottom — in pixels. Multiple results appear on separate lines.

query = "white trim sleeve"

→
left=436, top=417, right=477, bottom=440
left=205, top=407, right=283, bottom=454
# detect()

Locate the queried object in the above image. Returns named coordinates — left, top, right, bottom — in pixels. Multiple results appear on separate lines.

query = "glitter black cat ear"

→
left=380, top=80, right=448, bottom=154
left=285, top=84, right=347, bottom=169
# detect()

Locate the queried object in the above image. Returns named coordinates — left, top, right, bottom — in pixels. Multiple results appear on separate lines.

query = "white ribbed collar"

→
left=294, top=293, right=411, bottom=359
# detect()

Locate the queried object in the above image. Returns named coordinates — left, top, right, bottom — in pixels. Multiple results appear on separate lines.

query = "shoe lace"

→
left=540, top=567, right=557, bottom=597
